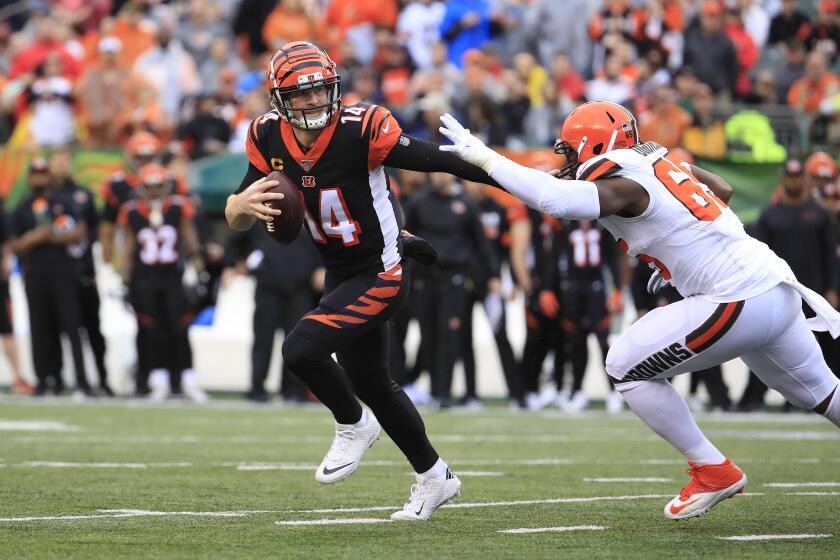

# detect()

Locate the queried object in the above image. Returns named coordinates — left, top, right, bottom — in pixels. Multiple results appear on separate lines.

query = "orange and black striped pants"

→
left=281, top=264, right=439, bottom=473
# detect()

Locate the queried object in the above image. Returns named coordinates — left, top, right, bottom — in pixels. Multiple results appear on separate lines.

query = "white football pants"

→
left=606, top=282, right=838, bottom=409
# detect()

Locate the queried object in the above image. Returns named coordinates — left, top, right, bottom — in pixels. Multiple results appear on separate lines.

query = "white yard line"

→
left=718, top=534, right=832, bottom=542
left=21, top=461, right=193, bottom=469
left=706, top=429, right=840, bottom=441
left=0, top=421, right=81, bottom=432
left=584, top=478, right=673, bottom=483
left=765, top=482, right=840, bottom=488
left=499, top=525, right=608, bottom=534
left=0, top=509, right=285, bottom=523
left=275, top=518, right=392, bottom=526
left=287, top=494, right=676, bottom=514
left=8, top=490, right=834, bottom=525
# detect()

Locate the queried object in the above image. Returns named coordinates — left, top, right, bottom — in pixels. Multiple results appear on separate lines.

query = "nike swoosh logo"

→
left=322, top=462, right=354, bottom=476
left=414, top=501, right=425, bottom=516
left=382, top=120, right=390, bottom=134
left=669, top=498, right=700, bottom=515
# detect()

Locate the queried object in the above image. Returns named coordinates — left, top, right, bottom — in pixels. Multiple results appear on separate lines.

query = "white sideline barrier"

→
left=0, top=252, right=781, bottom=403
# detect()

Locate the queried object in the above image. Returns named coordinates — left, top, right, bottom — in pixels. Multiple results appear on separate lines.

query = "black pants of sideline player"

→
left=281, top=264, right=439, bottom=473
left=130, top=275, right=192, bottom=392
left=24, top=273, right=89, bottom=392
left=561, top=279, right=612, bottom=394
left=462, top=281, right=523, bottom=402
left=251, top=285, right=309, bottom=400
left=414, top=266, right=470, bottom=401
left=79, top=274, right=108, bottom=387
left=521, top=292, right=565, bottom=394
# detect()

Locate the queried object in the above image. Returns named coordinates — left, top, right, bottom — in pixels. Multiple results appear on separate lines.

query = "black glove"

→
left=400, top=230, right=438, bottom=266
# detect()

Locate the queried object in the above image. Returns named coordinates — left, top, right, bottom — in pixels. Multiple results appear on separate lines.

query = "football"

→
left=262, top=171, right=304, bottom=244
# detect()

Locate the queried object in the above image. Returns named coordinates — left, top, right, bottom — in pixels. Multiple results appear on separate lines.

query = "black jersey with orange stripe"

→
left=102, top=171, right=189, bottom=224
left=243, top=103, right=405, bottom=277
left=118, top=195, right=195, bottom=280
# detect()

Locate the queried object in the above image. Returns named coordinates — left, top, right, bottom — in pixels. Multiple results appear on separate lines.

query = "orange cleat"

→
left=664, top=458, right=747, bottom=520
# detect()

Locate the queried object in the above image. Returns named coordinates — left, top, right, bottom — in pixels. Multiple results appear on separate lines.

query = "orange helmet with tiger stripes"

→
left=554, top=101, right=640, bottom=178
left=266, top=41, right=341, bottom=130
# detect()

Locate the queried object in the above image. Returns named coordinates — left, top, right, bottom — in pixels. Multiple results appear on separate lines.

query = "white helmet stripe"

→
left=606, top=129, right=618, bottom=152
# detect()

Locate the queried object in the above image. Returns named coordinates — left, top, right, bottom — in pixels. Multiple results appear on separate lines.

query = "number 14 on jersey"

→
left=302, top=188, right=361, bottom=246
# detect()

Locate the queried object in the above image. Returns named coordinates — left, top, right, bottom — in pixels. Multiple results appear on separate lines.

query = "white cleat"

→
left=315, top=411, right=380, bottom=484
left=403, top=383, right=433, bottom=406
left=563, top=390, right=589, bottom=413
left=182, top=369, right=209, bottom=404
left=391, top=469, right=461, bottom=521
left=528, top=387, right=558, bottom=411
left=148, top=369, right=170, bottom=402
left=606, top=391, right=624, bottom=414
left=554, top=389, right=570, bottom=410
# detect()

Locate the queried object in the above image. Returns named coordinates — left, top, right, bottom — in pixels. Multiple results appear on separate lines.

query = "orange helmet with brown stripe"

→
left=266, top=41, right=341, bottom=130
left=554, top=101, right=640, bottom=178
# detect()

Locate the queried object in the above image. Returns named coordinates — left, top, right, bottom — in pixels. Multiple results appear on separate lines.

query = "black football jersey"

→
left=478, top=196, right=527, bottom=264
left=103, top=171, right=188, bottom=224
left=118, top=195, right=195, bottom=279
left=102, top=172, right=137, bottom=224
left=559, top=220, right=614, bottom=282
left=244, top=103, right=404, bottom=277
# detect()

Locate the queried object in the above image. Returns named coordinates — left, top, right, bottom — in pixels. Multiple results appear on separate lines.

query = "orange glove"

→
left=539, top=289, right=560, bottom=319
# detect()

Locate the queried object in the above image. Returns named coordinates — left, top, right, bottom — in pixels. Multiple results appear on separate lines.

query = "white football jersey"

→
left=578, top=142, right=793, bottom=302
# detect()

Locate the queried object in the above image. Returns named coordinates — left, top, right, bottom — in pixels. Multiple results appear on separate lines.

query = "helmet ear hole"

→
left=592, top=143, right=604, bottom=155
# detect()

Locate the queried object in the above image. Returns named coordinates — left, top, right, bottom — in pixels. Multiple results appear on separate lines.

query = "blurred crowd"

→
left=4, top=0, right=840, bottom=154
left=1, top=0, right=840, bottom=412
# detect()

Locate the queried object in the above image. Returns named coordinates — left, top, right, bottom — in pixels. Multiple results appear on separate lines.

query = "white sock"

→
left=418, top=457, right=448, bottom=480
left=823, top=386, right=840, bottom=428
left=182, top=368, right=198, bottom=388
left=619, top=379, right=726, bottom=465
left=337, top=408, right=367, bottom=430
left=149, top=369, right=169, bottom=389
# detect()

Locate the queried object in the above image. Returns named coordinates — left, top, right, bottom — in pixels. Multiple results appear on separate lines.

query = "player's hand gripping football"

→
left=230, top=176, right=284, bottom=223
left=438, top=113, right=502, bottom=173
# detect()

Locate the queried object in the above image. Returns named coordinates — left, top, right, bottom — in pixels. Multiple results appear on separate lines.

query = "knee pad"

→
left=604, top=341, right=629, bottom=384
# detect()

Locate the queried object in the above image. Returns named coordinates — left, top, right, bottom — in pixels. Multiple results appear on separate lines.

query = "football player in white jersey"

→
left=438, top=101, right=840, bottom=520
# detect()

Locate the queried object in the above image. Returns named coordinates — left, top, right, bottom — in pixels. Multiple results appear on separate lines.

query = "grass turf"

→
left=0, top=398, right=838, bottom=559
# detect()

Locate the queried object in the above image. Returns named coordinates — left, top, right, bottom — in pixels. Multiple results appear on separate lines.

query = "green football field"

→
left=1, top=398, right=838, bottom=559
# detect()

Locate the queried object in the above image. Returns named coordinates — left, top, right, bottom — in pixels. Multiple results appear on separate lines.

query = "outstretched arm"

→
left=438, top=114, right=648, bottom=219
left=382, top=134, right=503, bottom=188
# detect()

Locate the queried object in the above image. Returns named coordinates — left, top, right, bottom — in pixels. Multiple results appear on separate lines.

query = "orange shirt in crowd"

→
left=262, top=5, right=320, bottom=49
left=82, top=17, right=155, bottom=67
left=324, top=0, right=398, bottom=59
left=638, top=104, right=692, bottom=149
left=787, top=73, right=840, bottom=113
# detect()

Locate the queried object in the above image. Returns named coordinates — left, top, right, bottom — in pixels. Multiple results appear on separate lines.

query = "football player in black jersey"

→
left=224, top=41, right=501, bottom=521
left=100, top=131, right=161, bottom=265
left=557, top=219, right=624, bottom=413
left=119, top=163, right=206, bottom=403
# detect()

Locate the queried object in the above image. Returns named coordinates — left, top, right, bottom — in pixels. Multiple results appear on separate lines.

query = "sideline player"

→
left=438, top=101, right=840, bottom=520
left=224, top=42, right=501, bottom=521
left=118, top=164, right=206, bottom=403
